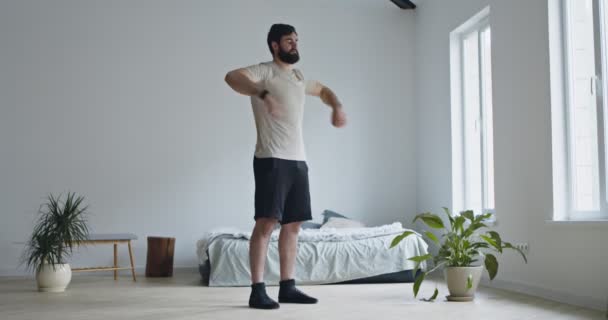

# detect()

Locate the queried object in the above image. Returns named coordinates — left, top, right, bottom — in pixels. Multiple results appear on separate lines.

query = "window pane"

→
left=463, top=30, right=482, bottom=213
left=565, top=0, right=600, bottom=211
left=481, top=27, right=495, bottom=211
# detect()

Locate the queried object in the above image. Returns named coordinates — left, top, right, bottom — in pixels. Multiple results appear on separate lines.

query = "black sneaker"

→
left=278, top=279, right=318, bottom=304
left=249, top=282, right=280, bottom=309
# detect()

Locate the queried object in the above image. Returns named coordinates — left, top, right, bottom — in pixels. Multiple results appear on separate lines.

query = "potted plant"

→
left=391, top=208, right=527, bottom=301
left=22, top=192, right=90, bottom=292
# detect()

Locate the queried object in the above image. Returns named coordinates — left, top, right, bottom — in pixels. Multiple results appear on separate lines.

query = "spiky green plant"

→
left=391, top=208, right=527, bottom=301
left=23, top=193, right=90, bottom=272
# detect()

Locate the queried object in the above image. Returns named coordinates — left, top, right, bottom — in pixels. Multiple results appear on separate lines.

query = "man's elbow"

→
left=319, top=86, right=329, bottom=98
left=224, top=72, right=234, bottom=86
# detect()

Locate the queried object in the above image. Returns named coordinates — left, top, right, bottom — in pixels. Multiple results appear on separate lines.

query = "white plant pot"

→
left=36, top=263, right=72, bottom=292
left=444, top=266, right=484, bottom=300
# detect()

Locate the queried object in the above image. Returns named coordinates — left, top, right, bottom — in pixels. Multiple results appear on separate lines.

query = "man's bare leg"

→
left=278, top=221, right=302, bottom=280
left=250, top=217, right=277, bottom=283
left=248, top=217, right=280, bottom=309
left=277, top=220, right=318, bottom=304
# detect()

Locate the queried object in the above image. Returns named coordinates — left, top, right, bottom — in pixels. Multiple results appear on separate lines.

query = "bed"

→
left=196, top=222, right=428, bottom=287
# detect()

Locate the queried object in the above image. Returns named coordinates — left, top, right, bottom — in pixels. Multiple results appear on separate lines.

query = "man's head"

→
left=267, top=24, right=299, bottom=64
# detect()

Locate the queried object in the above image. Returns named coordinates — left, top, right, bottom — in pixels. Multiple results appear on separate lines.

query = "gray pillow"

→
left=322, top=209, right=349, bottom=224
left=301, top=221, right=322, bottom=229
left=321, top=217, right=365, bottom=229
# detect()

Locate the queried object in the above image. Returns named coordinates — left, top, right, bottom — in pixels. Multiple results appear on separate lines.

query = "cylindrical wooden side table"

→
left=145, top=236, right=175, bottom=277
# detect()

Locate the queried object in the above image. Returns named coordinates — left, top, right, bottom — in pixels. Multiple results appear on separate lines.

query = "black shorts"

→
left=253, top=157, right=312, bottom=225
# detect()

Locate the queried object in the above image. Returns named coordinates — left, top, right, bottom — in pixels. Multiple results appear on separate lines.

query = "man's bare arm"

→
left=306, top=81, right=342, bottom=110
left=225, top=68, right=282, bottom=117
left=306, top=80, right=347, bottom=127
left=224, top=69, right=264, bottom=97
left=320, top=86, right=342, bottom=110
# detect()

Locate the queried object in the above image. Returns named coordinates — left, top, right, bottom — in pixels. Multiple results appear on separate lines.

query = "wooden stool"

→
left=145, top=236, right=175, bottom=277
left=72, top=233, right=138, bottom=281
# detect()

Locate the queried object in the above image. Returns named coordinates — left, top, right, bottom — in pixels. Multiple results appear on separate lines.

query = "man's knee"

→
left=281, top=221, right=302, bottom=234
left=254, top=218, right=278, bottom=237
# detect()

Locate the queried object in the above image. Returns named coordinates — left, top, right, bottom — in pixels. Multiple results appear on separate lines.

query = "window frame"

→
left=450, top=7, right=495, bottom=218
left=550, top=0, right=608, bottom=221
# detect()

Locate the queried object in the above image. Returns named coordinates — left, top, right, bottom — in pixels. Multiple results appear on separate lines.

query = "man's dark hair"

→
left=267, top=24, right=297, bottom=55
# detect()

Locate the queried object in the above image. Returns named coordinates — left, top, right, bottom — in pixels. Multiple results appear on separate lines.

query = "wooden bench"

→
left=72, top=233, right=137, bottom=281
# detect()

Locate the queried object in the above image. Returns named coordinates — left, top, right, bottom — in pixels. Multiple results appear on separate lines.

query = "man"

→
left=224, top=23, right=347, bottom=310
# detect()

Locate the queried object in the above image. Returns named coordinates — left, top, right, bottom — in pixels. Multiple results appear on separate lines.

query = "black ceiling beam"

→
left=390, top=0, right=416, bottom=9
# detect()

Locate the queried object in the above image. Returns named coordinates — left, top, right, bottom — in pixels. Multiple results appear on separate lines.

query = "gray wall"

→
left=0, top=0, right=417, bottom=275
left=414, top=0, right=608, bottom=310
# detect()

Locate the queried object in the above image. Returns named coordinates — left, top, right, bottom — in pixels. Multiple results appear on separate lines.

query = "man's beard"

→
left=278, top=47, right=300, bottom=64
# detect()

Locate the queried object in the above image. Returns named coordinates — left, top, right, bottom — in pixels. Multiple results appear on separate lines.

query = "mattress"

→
left=196, top=222, right=428, bottom=287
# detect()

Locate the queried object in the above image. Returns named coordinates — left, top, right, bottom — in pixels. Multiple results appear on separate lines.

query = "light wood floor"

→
left=0, top=270, right=604, bottom=320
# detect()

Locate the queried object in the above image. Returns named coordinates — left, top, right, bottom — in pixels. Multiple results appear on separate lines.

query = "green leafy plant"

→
left=22, top=193, right=90, bottom=272
left=391, top=207, right=527, bottom=300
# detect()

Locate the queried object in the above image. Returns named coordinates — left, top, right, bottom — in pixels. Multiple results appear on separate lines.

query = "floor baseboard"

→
left=482, top=278, right=607, bottom=313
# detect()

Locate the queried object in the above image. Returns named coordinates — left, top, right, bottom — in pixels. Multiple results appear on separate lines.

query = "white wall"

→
left=414, top=0, right=608, bottom=310
left=0, top=0, right=417, bottom=275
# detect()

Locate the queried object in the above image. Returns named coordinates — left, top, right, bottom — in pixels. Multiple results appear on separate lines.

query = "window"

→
left=550, top=0, right=608, bottom=220
left=450, top=7, right=495, bottom=216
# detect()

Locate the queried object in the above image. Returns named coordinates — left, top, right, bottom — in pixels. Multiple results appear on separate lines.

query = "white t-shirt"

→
left=245, top=61, right=314, bottom=161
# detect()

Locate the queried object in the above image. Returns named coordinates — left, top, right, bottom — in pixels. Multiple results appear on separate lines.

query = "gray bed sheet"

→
left=198, top=232, right=428, bottom=287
